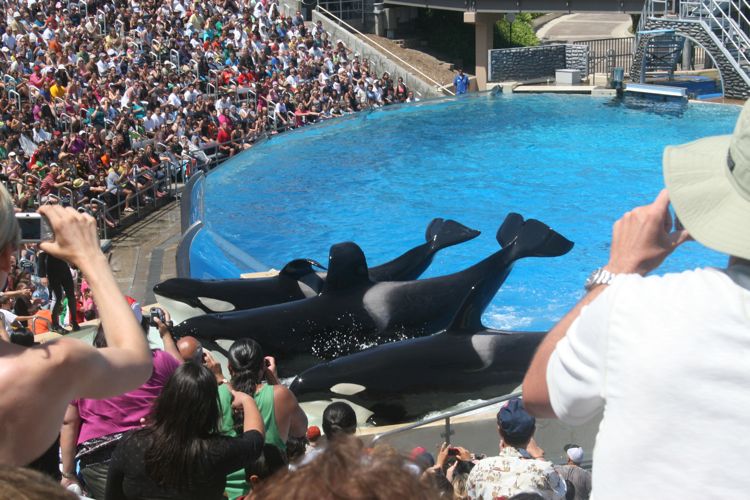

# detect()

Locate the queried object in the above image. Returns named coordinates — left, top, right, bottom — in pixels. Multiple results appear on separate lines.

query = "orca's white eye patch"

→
left=198, top=297, right=236, bottom=312
left=330, top=383, right=366, bottom=395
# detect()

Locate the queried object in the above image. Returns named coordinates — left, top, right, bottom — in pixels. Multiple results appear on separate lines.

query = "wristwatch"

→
left=584, top=267, right=617, bottom=291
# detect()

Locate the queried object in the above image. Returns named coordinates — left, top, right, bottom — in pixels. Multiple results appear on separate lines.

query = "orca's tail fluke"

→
left=495, top=213, right=574, bottom=259
left=426, top=218, right=480, bottom=253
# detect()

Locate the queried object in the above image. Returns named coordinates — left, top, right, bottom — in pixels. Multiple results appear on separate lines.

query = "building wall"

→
left=489, top=44, right=589, bottom=82
left=312, top=10, right=445, bottom=98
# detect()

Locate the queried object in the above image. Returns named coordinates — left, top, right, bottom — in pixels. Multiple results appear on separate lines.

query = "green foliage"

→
left=494, top=13, right=540, bottom=48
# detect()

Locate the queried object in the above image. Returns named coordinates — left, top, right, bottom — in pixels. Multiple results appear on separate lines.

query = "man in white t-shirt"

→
left=523, top=101, right=750, bottom=498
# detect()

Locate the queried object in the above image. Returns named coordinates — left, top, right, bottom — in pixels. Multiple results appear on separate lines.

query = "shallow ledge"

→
left=513, top=84, right=597, bottom=94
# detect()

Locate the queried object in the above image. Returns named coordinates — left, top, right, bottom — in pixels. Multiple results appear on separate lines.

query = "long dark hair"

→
left=227, top=338, right=264, bottom=395
left=140, top=363, right=221, bottom=490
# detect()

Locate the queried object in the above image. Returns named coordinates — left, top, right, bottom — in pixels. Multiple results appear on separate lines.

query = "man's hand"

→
left=526, top=437, right=545, bottom=459
left=606, top=189, right=691, bottom=276
left=263, top=355, right=278, bottom=384
left=203, top=350, right=225, bottom=384
left=230, top=389, right=255, bottom=410
left=37, top=205, right=101, bottom=272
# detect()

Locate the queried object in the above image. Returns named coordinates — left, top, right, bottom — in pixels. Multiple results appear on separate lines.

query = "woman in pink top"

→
left=60, top=319, right=182, bottom=499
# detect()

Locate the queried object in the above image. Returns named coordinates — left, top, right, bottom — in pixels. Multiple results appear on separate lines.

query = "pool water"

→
left=192, top=93, right=740, bottom=331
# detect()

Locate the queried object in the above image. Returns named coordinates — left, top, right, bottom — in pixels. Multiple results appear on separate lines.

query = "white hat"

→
left=664, top=100, right=750, bottom=260
left=565, top=446, right=584, bottom=464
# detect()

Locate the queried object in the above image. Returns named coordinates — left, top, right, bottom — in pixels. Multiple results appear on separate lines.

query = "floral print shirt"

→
left=466, top=446, right=566, bottom=500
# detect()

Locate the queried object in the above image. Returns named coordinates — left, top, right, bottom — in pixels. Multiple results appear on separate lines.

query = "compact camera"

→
left=149, top=307, right=166, bottom=327
left=16, top=213, right=54, bottom=243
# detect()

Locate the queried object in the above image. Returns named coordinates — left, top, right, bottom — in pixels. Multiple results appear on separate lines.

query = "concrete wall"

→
left=312, top=10, right=444, bottom=98
left=631, top=18, right=750, bottom=99
left=489, top=44, right=589, bottom=82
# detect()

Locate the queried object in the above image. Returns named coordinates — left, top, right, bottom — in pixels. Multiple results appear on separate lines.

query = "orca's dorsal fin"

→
left=446, top=281, right=486, bottom=334
left=280, top=259, right=326, bottom=279
left=495, top=213, right=574, bottom=258
left=322, top=242, right=371, bottom=293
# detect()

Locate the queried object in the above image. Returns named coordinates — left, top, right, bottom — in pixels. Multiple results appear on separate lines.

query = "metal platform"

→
left=625, top=82, right=688, bottom=97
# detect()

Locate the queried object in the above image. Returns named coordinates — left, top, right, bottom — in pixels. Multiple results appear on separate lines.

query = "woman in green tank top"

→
left=219, top=338, right=308, bottom=499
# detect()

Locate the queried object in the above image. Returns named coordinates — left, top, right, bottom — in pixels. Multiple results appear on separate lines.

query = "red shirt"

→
left=217, top=127, right=231, bottom=144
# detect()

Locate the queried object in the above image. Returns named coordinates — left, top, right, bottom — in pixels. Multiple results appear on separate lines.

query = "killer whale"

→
left=172, top=214, right=572, bottom=376
left=154, top=218, right=480, bottom=323
left=288, top=280, right=547, bottom=424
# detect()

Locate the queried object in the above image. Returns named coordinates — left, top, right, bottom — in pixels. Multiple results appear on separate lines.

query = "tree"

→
left=494, top=13, right=540, bottom=48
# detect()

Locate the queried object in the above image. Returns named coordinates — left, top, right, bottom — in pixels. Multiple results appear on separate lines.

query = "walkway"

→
left=536, top=13, right=633, bottom=42
left=110, top=201, right=182, bottom=304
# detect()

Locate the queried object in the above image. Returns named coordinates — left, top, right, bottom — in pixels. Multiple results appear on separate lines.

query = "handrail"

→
left=170, top=49, right=180, bottom=71
left=30, top=315, right=52, bottom=333
left=97, top=8, right=107, bottom=35
left=370, top=390, right=521, bottom=446
left=316, top=5, right=455, bottom=96
left=8, top=89, right=20, bottom=109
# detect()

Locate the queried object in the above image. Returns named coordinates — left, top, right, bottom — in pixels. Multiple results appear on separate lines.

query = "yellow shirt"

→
left=50, top=83, right=66, bottom=99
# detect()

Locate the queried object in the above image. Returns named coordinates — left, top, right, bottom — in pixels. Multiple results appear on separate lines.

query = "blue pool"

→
left=189, top=93, right=740, bottom=331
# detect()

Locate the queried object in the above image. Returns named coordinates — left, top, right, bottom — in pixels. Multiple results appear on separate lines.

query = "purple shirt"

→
left=74, top=350, right=180, bottom=445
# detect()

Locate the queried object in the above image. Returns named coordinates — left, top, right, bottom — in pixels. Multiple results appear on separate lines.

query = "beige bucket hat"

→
left=663, top=101, right=750, bottom=260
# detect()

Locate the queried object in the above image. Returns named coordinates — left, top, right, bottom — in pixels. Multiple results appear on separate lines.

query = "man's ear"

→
left=249, top=474, right=260, bottom=486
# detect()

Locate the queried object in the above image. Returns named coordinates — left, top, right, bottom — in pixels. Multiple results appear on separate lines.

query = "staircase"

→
left=641, top=32, right=685, bottom=78
left=632, top=0, right=750, bottom=98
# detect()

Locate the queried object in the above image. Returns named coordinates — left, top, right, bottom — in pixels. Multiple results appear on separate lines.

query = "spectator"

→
left=465, top=399, right=565, bottom=499
left=523, top=101, right=750, bottom=497
left=0, top=201, right=152, bottom=467
left=291, top=401, right=357, bottom=470
left=60, top=317, right=181, bottom=499
left=176, top=335, right=204, bottom=363
left=321, top=401, right=357, bottom=442
left=0, top=465, right=77, bottom=500
left=37, top=250, right=79, bottom=332
left=252, top=436, right=439, bottom=499
left=553, top=445, right=590, bottom=500
left=105, top=363, right=265, bottom=500
left=226, top=338, right=308, bottom=453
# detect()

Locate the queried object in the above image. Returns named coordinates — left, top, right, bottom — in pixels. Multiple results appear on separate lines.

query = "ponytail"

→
left=227, top=338, right=265, bottom=395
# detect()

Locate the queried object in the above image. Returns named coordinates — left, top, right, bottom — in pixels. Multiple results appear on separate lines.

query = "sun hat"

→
left=664, top=100, right=750, bottom=260
left=564, top=444, right=584, bottom=464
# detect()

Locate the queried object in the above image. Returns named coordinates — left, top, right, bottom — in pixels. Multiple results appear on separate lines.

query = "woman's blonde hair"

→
left=0, top=183, right=19, bottom=252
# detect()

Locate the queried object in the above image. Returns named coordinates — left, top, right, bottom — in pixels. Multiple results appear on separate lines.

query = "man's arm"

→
left=523, top=189, right=690, bottom=417
left=153, top=315, right=182, bottom=363
left=38, top=205, right=152, bottom=398
left=60, top=404, right=82, bottom=490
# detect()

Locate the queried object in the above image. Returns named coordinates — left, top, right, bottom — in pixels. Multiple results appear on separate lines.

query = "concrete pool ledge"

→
left=513, top=84, right=598, bottom=94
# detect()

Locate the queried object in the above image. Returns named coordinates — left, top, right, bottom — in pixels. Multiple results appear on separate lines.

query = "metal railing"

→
left=575, top=37, right=636, bottom=75
left=371, top=391, right=521, bottom=446
left=316, top=5, right=455, bottom=96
